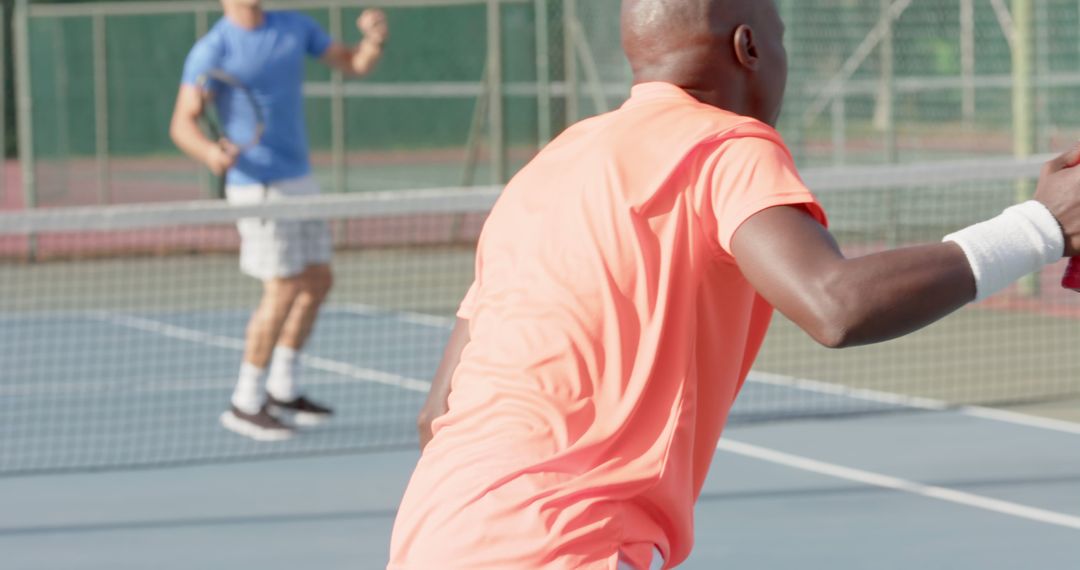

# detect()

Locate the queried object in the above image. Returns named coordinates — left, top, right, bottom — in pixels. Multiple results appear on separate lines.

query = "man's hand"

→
left=417, top=400, right=445, bottom=452
left=204, top=140, right=239, bottom=176
left=321, top=9, right=388, bottom=76
left=417, top=317, right=470, bottom=452
left=357, top=9, right=388, bottom=45
left=1034, top=142, right=1080, bottom=256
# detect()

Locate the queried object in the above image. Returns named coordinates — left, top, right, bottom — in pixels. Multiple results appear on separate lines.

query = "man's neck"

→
left=224, top=3, right=265, bottom=30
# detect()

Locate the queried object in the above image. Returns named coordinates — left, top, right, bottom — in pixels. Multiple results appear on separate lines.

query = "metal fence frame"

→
left=13, top=0, right=601, bottom=207
left=15, top=0, right=1060, bottom=207
left=14, top=0, right=34, bottom=211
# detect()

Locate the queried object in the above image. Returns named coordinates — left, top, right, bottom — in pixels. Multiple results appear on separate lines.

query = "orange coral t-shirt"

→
left=388, top=83, right=827, bottom=570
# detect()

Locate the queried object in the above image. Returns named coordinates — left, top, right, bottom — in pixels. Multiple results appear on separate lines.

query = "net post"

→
left=92, top=10, right=111, bottom=205
left=486, top=0, right=506, bottom=184
left=562, top=0, right=579, bottom=125
left=533, top=0, right=552, bottom=148
left=1012, top=0, right=1037, bottom=296
left=329, top=5, right=347, bottom=194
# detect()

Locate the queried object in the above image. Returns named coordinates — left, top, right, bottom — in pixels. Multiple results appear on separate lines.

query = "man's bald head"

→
left=621, top=0, right=787, bottom=125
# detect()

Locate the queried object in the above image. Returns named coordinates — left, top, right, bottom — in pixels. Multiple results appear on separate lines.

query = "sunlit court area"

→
left=1, top=0, right=1080, bottom=568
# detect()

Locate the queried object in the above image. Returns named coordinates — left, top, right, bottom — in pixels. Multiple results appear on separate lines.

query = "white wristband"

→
left=943, top=201, right=1064, bottom=301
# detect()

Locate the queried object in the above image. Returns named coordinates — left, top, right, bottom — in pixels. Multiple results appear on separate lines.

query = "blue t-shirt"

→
left=181, top=11, right=332, bottom=185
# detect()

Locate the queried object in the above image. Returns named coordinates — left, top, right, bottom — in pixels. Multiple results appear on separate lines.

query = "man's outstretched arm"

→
left=417, top=318, right=470, bottom=451
left=733, top=145, right=1080, bottom=349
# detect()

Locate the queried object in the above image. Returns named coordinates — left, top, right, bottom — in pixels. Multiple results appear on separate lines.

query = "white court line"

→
left=83, top=308, right=1080, bottom=435
left=330, top=303, right=456, bottom=329
left=0, top=375, right=367, bottom=398
left=750, top=371, right=1080, bottom=436
left=718, top=439, right=1080, bottom=531
left=332, top=306, right=1080, bottom=436
left=90, top=313, right=430, bottom=394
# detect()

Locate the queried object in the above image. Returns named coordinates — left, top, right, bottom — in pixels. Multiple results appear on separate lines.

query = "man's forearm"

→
left=171, top=117, right=216, bottom=165
left=807, top=242, right=976, bottom=347
left=348, top=39, right=384, bottom=76
left=417, top=317, right=470, bottom=450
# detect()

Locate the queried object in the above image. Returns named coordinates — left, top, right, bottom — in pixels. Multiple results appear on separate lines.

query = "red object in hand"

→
left=1063, top=258, right=1080, bottom=291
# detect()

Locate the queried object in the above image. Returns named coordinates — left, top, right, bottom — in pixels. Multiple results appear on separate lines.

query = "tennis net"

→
left=2, top=157, right=1079, bottom=476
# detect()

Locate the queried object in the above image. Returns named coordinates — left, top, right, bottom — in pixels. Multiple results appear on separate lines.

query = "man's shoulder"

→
left=188, top=23, right=227, bottom=60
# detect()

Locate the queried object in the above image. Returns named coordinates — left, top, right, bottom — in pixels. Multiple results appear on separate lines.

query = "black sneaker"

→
left=267, top=395, right=333, bottom=426
left=220, top=404, right=295, bottom=441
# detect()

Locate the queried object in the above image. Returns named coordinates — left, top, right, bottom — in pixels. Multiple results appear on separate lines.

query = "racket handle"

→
left=1063, top=258, right=1080, bottom=291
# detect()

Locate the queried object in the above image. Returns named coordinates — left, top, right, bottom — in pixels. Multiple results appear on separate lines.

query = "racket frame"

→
left=195, top=70, right=265, bottom=199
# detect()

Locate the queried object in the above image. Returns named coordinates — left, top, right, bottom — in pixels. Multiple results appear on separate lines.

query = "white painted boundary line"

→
left=62, top=306, right=1080, bottom=436
left=330, top=303, right=456, bottom=329
left=749, top=371, right=947, bottom=411
left=718, top=439, right=1080, bottom=531
left=90, top=313, right=430, bottom=394
left=750, top=371, right=1080, bottom=436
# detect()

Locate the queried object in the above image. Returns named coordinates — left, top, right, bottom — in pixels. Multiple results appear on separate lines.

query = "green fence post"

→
left=878, top=0, right=897, bottom=163
left=14, top=0, right=35, bottom=212
left=329, top=3, right=346, bottom=194
left=534, top=0, right=552, bottom=148
left=1, top=5, right=6, bottom=207
left=562, top=0, right=578, bottom=125
left=487, top=0, right=506, bottom=184
left=93, top=10, right=110, bottom=205
left=1013, top=0, right=1036, bottom=296
left=960, top=0, right=975, bottom=126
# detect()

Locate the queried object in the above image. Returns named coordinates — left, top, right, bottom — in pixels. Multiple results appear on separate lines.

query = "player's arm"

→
left=169, top=85, right=236, bottom=175
left=321, top=9, right=388, bottom=77
left=732, top=145, right=1080, bottom=349
left=417, top=317, right=470, bottom=451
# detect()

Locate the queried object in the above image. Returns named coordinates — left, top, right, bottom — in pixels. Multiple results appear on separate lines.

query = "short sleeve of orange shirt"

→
left=706, top=135, right=826, bottom=254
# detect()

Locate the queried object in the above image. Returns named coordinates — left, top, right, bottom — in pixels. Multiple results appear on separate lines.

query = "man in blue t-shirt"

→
left=170, top=0, right=388, bottom=441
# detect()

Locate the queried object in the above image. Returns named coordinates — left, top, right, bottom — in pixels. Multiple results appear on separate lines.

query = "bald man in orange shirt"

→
left=389, top=1, right=1080, bottom=568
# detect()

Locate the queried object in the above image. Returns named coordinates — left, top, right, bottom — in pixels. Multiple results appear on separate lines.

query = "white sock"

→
left=232, top=362, right=268, bottom=414
left=267, top=346, right=300, bottom=402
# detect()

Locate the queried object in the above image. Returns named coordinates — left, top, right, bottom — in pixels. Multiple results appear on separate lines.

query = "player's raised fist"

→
left=358, top=9, right=388, bottom=44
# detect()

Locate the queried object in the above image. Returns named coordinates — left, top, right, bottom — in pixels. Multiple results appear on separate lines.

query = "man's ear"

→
left=733, top=24, right=759, bottom=70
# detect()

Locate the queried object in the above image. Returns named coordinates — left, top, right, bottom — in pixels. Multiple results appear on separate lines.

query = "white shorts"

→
left=226, top=175, right=332, bottom=281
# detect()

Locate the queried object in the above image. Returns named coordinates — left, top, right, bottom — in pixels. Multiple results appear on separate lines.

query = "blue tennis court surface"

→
left=1, top=305, right=1078, bottom=568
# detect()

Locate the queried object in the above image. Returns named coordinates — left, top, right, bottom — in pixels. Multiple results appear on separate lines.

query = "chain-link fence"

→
left=779, top=0, right=1080, bottom=167
left=10, top=0, right=1080, bottom=208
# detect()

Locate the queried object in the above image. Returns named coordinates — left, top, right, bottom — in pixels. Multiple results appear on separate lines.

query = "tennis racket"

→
left=1063, top=258, right=1080, bottom=291
left=196, top=70, right=265, bottom=199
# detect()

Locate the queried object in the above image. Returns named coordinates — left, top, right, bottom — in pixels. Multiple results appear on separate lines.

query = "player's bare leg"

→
left=276, top=264, right=333, bottom=352
left=266, top=264, right=335, bottom=425
left=246, top=276, right=304, bottom=366
left=221, top=277, right=303, bottom=440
